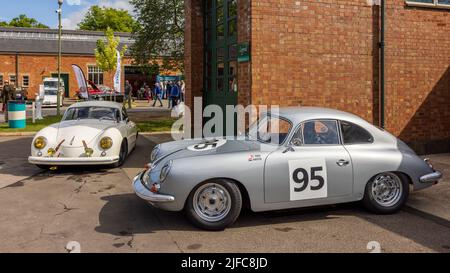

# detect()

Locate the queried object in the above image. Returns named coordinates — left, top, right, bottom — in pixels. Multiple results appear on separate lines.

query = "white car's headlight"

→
left=159, top=160, right=172, bottom=183
left=34, top=136, right=47, bottom=149
left=100, top=137, right=113, bottom=150
left=151, top=145, right=160, bottom=162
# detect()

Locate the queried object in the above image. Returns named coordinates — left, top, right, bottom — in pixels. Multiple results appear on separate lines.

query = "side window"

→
left=340, top=121, right=374, bottom=144
left=302, top=120, right=340, bottom=145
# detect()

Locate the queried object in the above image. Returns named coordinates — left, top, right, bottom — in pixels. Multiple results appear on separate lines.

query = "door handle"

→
left=336, top=159, right=350, bottom=167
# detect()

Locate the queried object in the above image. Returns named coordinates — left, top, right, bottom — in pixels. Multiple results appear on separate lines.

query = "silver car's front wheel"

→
left=185, top=179, right=242, bottom=231
left=363, top=172, right=409, bottom=214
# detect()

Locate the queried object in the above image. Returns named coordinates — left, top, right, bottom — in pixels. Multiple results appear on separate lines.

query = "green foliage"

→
left=78, top=6, right=137, bottom=33
left=1, top=14, right=49, bottom=29
left=95, top=28, right=127, bottom=76
left=130, top=0, right=184, bottom=72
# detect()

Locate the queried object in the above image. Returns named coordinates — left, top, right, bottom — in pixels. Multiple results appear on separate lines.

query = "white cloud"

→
left=66, top=0, right=82, bottom=5
left=61, top=0, right=133, bottom=30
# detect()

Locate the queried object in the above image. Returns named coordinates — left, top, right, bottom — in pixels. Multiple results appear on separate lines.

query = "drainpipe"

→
left=15, top=52, right=19, bottom=89
left=379, top=0, right=386, bottom=128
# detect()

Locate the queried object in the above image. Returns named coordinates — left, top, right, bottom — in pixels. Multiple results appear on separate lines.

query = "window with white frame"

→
left=22, top=75, right=30, bottom=87
left=88, top=65, right=104, bottom=85
left=406, top=0, right=450, bottom=8
left=9, top=75, right=16, bottom=85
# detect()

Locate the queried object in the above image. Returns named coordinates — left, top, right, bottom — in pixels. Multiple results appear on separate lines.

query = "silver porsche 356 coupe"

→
left=133, top=107, right=442, bottom=230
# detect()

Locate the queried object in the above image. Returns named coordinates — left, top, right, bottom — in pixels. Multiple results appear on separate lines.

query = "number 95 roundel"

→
left=289, top=159, right=327, bottom=201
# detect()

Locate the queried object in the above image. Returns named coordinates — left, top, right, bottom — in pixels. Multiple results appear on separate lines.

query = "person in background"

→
left=144, top=85, right=152, bottom=103
left=169, top=81, right=180, bottom=109
left=166, top=81, right=173, bottom=108
left=180, top=80, right=185, bottom=103
left=152, top=82, right=163, bottom=107
left=2, top=81, right=13, bottom=122
left=124, top=80, right=132, bottom=109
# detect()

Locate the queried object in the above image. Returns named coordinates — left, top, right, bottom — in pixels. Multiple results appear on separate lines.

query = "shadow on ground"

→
left=95, top=193, right=450, bottom=252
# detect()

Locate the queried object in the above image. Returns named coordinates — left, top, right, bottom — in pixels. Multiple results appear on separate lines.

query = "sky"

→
left=0, top=0, right=133, bottom=30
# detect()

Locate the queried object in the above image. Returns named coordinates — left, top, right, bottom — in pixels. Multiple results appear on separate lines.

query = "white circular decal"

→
left=187, top=139, right=227, bottom=152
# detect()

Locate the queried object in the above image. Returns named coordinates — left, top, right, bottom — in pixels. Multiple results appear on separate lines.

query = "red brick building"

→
left=0, top=27, right=180, bottom=99
left=184, top=0, right=450, bottom=154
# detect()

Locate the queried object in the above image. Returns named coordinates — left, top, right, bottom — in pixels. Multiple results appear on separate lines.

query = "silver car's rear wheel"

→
left=371, top=173, right=403, bottom=207
left=185, top=179, right=242, bottom=231
left=363, top=172, right=409, bottom=214
left=193, top=183, right=232, bottom=222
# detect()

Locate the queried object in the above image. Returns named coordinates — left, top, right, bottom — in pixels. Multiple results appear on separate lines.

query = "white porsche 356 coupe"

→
left=28, top=101, right=138, bottom=168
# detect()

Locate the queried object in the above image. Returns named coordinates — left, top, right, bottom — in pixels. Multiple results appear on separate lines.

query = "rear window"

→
left=340, top=121, right=374, bottom=144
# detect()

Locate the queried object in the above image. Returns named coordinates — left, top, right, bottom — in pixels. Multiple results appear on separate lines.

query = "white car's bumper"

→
left=28, top=156, right=119, bottom=165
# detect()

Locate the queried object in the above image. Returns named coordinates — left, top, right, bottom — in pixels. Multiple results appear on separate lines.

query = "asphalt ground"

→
left=0, top=135, right=449, bottom=253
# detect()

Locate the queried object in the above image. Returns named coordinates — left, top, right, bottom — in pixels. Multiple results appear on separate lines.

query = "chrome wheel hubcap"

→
left=371, top=173, right=403, bottom=207
left=193, top=183, right=231, bottom=222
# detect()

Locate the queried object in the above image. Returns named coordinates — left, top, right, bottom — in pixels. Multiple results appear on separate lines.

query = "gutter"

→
left=379, top=0, right=386, bottom=129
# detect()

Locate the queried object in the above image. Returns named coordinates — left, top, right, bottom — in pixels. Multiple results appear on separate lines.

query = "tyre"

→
left=362, top=172, right=409, bottom=214
left=112, top=140, right=128, bottom=168
left=185, top=179, right=242, bottom=231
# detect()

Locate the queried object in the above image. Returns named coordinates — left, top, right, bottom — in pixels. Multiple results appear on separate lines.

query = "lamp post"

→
left=56, top=0, right=63, bottom=116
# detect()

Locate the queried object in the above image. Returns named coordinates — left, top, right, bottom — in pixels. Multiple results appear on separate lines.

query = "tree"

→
left=95, top=28, right=127, bottom=90
left=1, top=14, right=49, bottom=28
left=130, top=0, right=184, bottom=72
left=78, top=6, right=137, bottom=33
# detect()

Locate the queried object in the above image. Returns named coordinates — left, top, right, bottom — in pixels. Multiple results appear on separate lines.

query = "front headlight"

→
left=159, top=160, right=173, bottom=182
left=34, top=136, right=47, bottom=149
left=151, top=145, right=160, bottom=162
left=100, top=137, right=113, bottom=150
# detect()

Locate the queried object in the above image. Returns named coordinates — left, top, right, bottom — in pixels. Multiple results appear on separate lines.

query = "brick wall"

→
left=249, top=0, right=449, bottom=153
left=386, top=0, right=450, bottom=154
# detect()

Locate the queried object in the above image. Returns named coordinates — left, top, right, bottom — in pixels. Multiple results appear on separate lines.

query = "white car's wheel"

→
left=112, top=140, right=128, bottom=168
left=363, top=172, right=409, bottom=214
left=185, top=179, right=242, bottom=231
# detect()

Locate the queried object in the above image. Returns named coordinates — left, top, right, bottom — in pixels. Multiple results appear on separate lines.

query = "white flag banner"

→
left=114, top=50, right=122, bottom=93
left=72, top=64, right=89, bottom=99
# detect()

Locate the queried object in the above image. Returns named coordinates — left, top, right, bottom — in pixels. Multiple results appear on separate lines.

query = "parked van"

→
left=42, top=78, right=64, bottom=107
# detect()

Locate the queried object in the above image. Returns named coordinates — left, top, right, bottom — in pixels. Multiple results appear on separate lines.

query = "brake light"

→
left=150, top=183, right=160, bottom=193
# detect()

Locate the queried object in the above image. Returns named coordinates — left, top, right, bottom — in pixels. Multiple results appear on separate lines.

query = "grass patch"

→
left=0, top=115, right=178, bottom=133
left=0, top=115, right=62, bottom=133
left=136, top=118, right=178, bottom=133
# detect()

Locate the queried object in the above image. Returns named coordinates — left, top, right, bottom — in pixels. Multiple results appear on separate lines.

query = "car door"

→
left=264, top=120, right=353, bottom=205
left=121, top=107, right=137, bottom=148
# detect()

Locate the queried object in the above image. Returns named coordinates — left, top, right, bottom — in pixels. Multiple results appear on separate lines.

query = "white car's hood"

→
left=57, top=120, right=116, bottom=148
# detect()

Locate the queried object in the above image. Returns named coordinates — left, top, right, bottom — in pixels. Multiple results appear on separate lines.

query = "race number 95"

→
left=289, top=159, right=328, bottom=201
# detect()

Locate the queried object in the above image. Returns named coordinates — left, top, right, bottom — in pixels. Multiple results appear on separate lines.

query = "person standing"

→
left=152, top=83, right=163, bottom=107
left=169, top=81, right=180, bottom=109
left=124, top=80, right=132, bottom=109
left=180, top=80, right=186, bottom=103
left=166, top=81, right=173, bottom=108
left=2, top=81, right=13, bottom=122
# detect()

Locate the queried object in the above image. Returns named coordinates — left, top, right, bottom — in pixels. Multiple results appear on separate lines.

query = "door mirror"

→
left=282, top=144, right=295, bottom=154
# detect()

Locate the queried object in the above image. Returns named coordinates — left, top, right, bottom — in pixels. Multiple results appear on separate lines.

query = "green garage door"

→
left=204, top=0, right=238, bottom=134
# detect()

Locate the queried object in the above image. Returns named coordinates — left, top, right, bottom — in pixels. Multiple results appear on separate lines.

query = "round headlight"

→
left=100, top=137, right=113, bottom=150
left=159, top=160, right=172, bottom=182
left=151, top=145, right=160, bottom=162
left=34, top=136, right=47, bottom=149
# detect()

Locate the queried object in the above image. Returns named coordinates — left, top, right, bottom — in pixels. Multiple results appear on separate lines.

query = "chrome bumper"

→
left=420, top=171, right=443, bottom=183
left=28, top=156, right=119, bottom=165
left=132, top=173, right=175, bottom=203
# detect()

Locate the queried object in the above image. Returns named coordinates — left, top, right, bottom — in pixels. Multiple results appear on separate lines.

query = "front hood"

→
left=56, top=120, right=116, bottom=148
left=155, top=138, right=265, bottom=163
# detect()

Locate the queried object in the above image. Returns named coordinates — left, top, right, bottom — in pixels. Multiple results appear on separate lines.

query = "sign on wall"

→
left=238, top=42, right=250, bottom=63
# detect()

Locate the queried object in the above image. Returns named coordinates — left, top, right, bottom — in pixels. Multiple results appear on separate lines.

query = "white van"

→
left=42, top=78, right=64, bottom=107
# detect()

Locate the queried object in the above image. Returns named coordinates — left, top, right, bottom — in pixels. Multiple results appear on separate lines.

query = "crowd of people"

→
left=123, top=80, right=185, bottom=110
